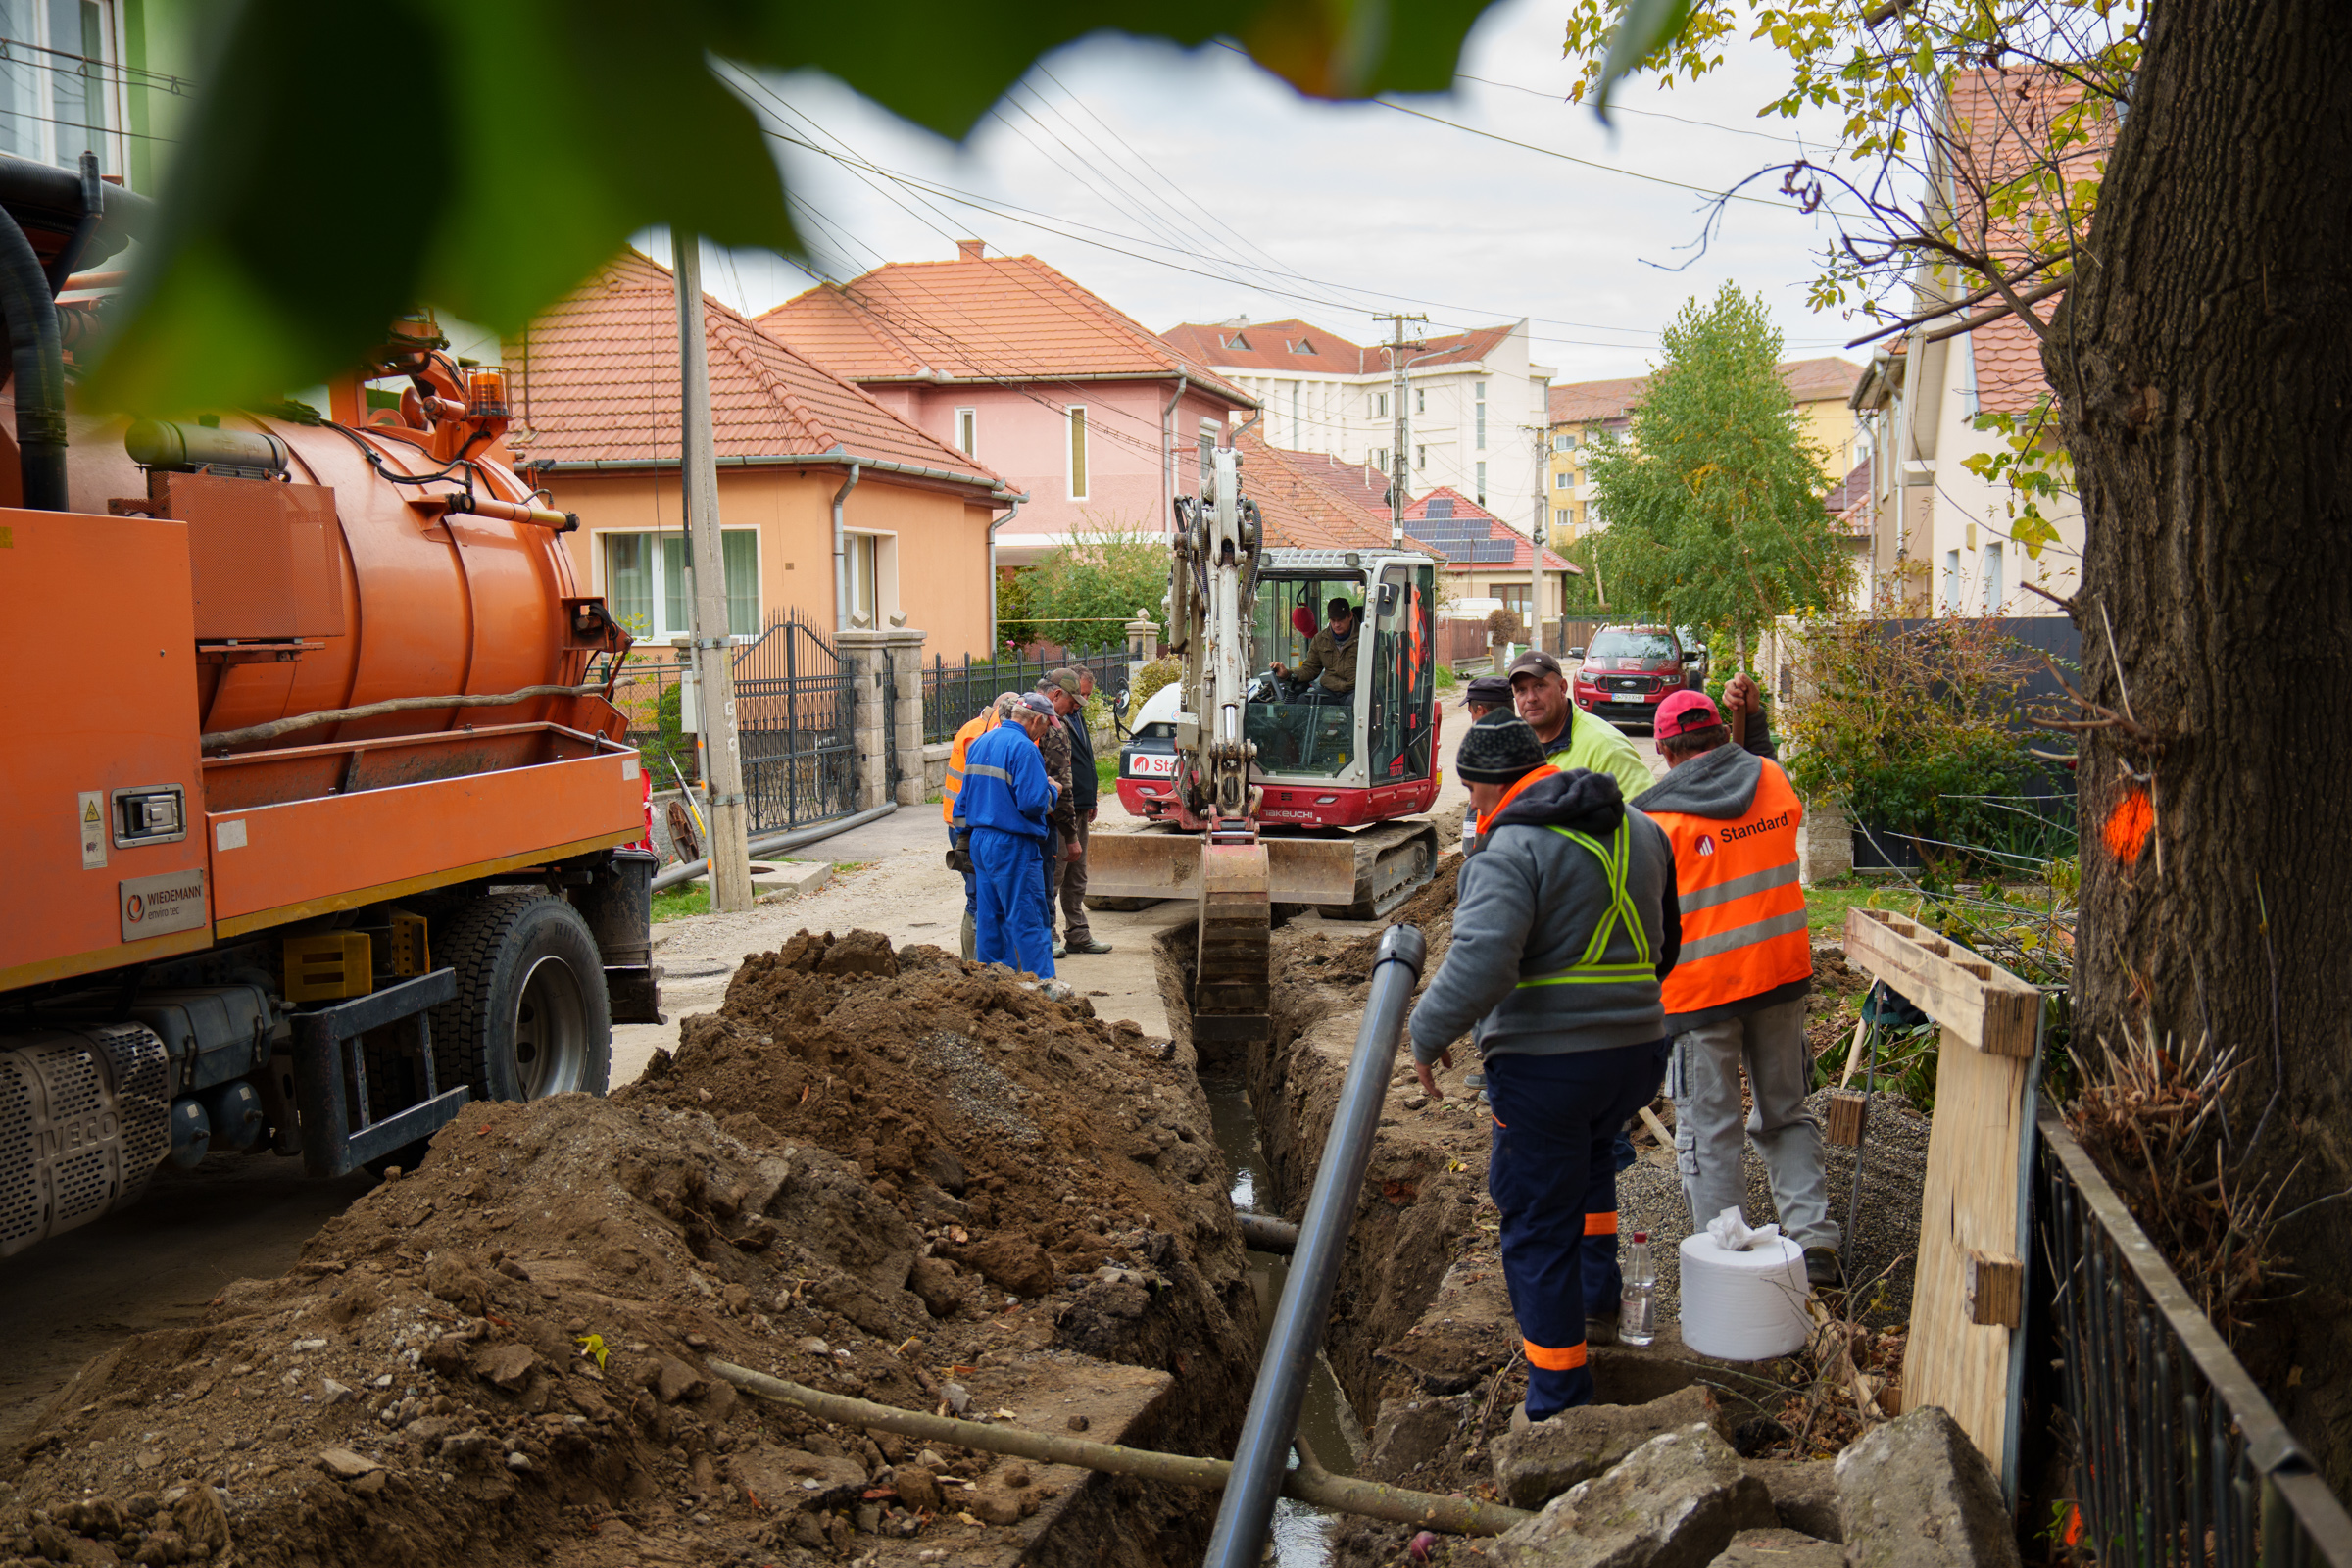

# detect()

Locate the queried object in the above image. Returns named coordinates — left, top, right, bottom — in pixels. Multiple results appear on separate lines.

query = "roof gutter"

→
left=850, top=368, right=1260, bottom=408
left=517, top=450, right=1012, bottom=498
left=988, top=490, right=1030, bottom=654
left=832, top=462, right=860, bottom=632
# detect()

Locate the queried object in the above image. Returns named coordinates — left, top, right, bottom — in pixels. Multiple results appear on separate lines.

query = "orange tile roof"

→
left=1160, top=318, right=1520, bottom=376
left=1401, top=486, right=1577, bottom=573
left=1548, top=358, right=1861, bottom=426
left=1943, top=67, right=2105, bottom=416
left=1548, top=375, right=1648, bottom=425
left=1824, top=457, right=1872, bottom=515
left=1239, top=431, right=1437, bottom=554
left=505, top=251, right=1002, bottom=486
left=757, top=247, right=1255, bottom=407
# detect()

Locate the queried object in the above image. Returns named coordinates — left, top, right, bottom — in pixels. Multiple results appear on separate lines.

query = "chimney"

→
left=956, top=239, right=985, bottom=263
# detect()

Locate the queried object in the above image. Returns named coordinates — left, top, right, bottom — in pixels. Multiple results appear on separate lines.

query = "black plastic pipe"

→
left=1203, top=922, right=1426, bottom=1568
left=1236, top=1213, right=1299, bottom=1253
left=647, top=801, right=898, bottom=893
left=0, top=196, right=67, bottom=509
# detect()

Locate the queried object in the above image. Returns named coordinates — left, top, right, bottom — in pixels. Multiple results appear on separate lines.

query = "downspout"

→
left=1161, top=370, right=1188, bottom=526
left=831, top=461, right=861, bottom=631
left=988, top=491, right=1026, bottom=653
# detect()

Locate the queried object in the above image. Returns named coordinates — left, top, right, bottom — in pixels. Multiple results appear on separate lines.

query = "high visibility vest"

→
left=941, top=710, right=998, bottom=824
left=1644, top=759, right=1810, bottom=1016
left=1512, top=815, right=1659, bottom=990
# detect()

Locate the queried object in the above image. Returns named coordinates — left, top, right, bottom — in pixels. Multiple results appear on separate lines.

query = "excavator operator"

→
left=1272, top=597, right=1359, bottom=698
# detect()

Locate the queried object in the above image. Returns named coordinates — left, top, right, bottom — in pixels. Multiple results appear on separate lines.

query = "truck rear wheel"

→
left=427, top=893, right=612, bottom=1102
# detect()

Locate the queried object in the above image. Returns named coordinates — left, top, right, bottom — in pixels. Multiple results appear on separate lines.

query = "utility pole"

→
left=1523, top=418, right=1551, bottom=652
left=673, top=232, right=755, bottom=914
left=1373, top=314, right=1426, bottom=547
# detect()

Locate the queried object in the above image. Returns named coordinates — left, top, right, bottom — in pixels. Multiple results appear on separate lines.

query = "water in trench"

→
left=1203, top=1073, right=1369, bottom=1568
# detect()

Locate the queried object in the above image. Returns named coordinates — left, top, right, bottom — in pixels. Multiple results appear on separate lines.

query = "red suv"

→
left=1568, top=625, right=1697, bottom=730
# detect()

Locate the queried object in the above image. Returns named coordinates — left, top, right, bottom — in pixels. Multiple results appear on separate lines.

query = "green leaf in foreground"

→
left=85, top=0, right=1498, bottom=414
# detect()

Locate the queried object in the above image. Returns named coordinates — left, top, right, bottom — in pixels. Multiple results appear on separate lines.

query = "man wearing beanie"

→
left=1408, top=710, right=1680, bottom=1422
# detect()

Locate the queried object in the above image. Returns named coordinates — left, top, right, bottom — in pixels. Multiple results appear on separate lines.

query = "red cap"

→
left=1631, top=1231, right=1648, bottom=1244
left=1654, top=689, right=1722, bottom=739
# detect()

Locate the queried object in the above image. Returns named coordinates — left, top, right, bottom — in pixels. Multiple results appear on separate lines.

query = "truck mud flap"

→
left=292, top=968, right=469, bottom=1178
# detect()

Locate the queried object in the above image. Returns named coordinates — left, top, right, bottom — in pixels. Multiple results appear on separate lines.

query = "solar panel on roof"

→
left=1424, top=498, right=1454, bottom=519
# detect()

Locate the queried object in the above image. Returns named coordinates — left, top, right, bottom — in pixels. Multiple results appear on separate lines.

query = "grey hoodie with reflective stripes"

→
left=1407, top=769, right=1681, bottom=1065
left=1631, top=741, right=1814, bottom=1033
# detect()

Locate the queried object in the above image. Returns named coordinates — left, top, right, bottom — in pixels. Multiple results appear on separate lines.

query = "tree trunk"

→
left=2049, top=0, right=2352, bottom=1485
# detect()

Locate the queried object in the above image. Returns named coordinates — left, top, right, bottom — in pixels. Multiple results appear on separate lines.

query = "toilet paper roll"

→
left=1677, top=1231, right=1812, bottom=1361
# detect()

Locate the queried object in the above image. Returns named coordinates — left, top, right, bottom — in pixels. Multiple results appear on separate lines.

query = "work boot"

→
left=1066, top=937, right=1113, bottom=955
left=1052, top=936, right=1067, bottom=959
left=1804, top=1247, right=1846, bottom=1291
left=1586, top=1313, right=1619, bottom=1348
left=959, top=912, right=976, bottom=961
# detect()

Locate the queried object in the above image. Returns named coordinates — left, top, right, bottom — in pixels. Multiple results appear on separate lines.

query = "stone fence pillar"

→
left=1771, top=615, right=1853, bottom=887
left=839, top=626, right=928, bottom=809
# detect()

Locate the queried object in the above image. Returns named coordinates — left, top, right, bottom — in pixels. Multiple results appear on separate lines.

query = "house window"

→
left=1369, top=392, right=1389, bottom=418
left=1068, top=406, right=1090, bottom=499
left=0, top=0, right=122, bottom=174
left=1554, top=471, right=1572, bottom=490
left=1944, top=549, right=1963, bottom=613
left=1290, top=383, right=1300, bottom=445
left=1499, top=585, right=1532, bottom=614
left=1415, top=444, right=1426, bottom=470
left=1370, top=447, right=1388, bottom=472
left=602, top=528, right=759, bottom=639
left=847, top=533, right=891, bottom=626
left=955, top=407, right=977, bottom=455
left=1221, top=332, right=1250, bottom=351
left=1415, top=387, right=1425, bottom=416
left=1475, top=462, right=1487, bottom=507
left=1554, top=507, right=1572, bottom=529
left=1983, top=542, right=2003, bottom=612
left=1289, top=337, right=1315, bottom=354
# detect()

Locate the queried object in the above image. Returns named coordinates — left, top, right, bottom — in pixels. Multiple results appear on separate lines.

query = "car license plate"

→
left=1129, top=753, right=1179, bottom=777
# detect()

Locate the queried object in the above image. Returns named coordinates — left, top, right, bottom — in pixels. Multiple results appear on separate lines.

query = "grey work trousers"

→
left=1049, top=816, right=1092, bottom=941
left=1667, top=996, right=1838, bottom=1249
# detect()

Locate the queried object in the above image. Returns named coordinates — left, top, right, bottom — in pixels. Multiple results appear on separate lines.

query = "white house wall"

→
left=1925, top=335, right=2085, bottom=617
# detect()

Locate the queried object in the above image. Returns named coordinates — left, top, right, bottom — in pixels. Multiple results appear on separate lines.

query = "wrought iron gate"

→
left=731, top=611, right=857, bottom=833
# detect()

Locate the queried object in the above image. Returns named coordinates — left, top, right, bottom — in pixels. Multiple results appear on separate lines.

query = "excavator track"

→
left=1193, top=840, right=1271, bottom=1044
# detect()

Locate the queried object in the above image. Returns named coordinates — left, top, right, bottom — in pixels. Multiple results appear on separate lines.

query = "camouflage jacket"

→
left=1037, top=711, right=1079, bottom=836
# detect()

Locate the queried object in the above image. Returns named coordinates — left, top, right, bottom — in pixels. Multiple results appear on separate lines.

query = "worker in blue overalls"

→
left=958, top=693, right=1061, bottom=977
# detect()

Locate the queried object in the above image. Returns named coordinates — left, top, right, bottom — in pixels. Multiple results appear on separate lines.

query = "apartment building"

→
left=1158, top=317, right=1557, bottom=543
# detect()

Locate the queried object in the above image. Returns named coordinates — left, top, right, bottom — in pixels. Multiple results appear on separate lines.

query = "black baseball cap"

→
left=1464, top=674, right=1512, bottom=706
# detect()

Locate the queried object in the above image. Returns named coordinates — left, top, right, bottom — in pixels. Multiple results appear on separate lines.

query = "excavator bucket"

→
left=1085, top=829, right=1200, bottom=902
left=1261, top=839, right=1365, bottom=906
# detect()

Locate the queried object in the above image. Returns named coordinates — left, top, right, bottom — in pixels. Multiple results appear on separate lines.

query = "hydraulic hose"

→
left=648, top=801, right=898, bottom=894
left=0, top=198, right=68, bottom=510
left=1205, top=923, right=1428, bottom=1568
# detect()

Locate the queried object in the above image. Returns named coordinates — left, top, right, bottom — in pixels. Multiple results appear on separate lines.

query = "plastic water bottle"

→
left=1620, top=1231, right=1658, bottom=1347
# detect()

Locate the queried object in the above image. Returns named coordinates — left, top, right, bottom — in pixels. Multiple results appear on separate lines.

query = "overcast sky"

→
left=667, top=0, right=1876, bottom=386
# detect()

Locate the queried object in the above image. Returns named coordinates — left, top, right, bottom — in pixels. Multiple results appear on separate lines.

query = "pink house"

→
left=756, top=241, right=1255, bottom=564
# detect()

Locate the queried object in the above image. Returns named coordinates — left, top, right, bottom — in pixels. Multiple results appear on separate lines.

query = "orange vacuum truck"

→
left=0, top=154, right=657, bottom=1259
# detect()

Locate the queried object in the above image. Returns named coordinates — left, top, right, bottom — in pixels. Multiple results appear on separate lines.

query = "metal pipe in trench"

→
left=1235, top=1213, right=1298, bottom=1253
left=1204, top=923, right=1428, bottom=1568
left=649, top=801, right=898, bottom=894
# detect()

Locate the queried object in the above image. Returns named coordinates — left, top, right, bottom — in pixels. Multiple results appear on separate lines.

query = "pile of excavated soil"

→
left=0, top=933, right=1254, bottom=1568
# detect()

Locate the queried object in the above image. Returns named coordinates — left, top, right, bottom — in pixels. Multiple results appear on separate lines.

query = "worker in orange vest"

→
left=943, top=691, right=1023, bottom=960
left=1632, top=689, right=1840, bottom=1289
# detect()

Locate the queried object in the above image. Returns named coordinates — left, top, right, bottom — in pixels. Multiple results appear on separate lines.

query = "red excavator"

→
left=1089, top=444, right=1443, bottom=1042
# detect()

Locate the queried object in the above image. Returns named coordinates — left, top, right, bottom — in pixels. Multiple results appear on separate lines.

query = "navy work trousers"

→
left=1485, top=1038, right=1671, bottom=1420
left=972, top=826, right=1054, bottom=977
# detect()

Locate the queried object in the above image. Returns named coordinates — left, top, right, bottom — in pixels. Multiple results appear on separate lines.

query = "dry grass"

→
left=2065, top=1023, right=2291, bottom=1337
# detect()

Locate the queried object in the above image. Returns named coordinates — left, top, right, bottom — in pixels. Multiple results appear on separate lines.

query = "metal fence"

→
left=922, top=646, right=1131, bottom=743
left=731, top=610, right=858, bottom=833
left=2034, top=1105, right=2352, bottom=1568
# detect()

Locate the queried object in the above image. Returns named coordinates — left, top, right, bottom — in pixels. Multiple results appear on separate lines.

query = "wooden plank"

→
left=1965, top=1251, right=2024, bottom=1329
left=1843, top=907, right=2040, bottom=1057
left=1825, top=1090, right=1868, bottom=1148
left=1900, top=1023, right=2032, bottom=1476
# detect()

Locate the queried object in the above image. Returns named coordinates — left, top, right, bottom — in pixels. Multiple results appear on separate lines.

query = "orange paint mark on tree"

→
left=2103, top=787, right=2155, bottom=863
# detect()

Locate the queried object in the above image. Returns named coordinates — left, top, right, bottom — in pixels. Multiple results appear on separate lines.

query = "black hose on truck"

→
left=0, top=186, right=68, bottom=510
left=1204, top=922, right=1428, bottom=1568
